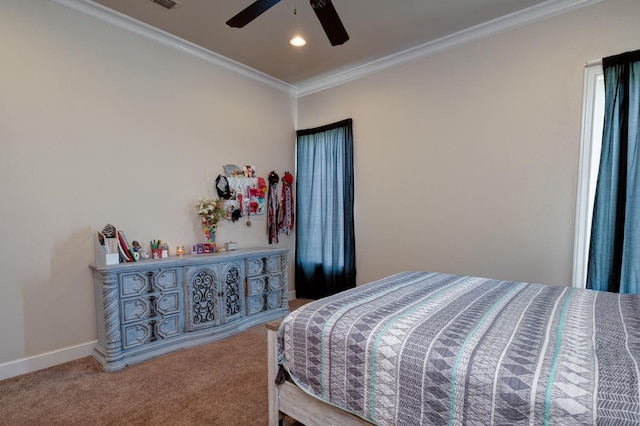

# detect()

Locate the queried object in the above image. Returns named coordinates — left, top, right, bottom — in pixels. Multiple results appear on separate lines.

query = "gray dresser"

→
left=90, top=247, right=288, bottom=371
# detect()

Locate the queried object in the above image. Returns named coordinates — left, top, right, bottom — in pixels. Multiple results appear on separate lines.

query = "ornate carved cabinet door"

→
left=220, top=261, right=245, bottom=323
left=221, top=261, right=245, bottom=323
left=185, top=266, right=220, bottom=331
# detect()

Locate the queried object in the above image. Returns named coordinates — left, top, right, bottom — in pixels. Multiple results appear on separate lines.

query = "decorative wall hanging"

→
left=279, top=171, right=294, bottom=235
left=267, top=171, right=280, bottom=244
left=216, top=163, right=267, bottom=223
left=223, top=175, right=266, bottom=219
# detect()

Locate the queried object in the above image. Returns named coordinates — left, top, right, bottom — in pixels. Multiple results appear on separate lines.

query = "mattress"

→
left=278, top=272, right=640, bottom=425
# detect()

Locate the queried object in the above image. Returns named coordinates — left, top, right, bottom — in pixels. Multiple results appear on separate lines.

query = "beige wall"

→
left=0, top=1, right=295, bottom=366
left=1, top=0, right=638, bottom=372
left=298, top=0, right=640, bottom=287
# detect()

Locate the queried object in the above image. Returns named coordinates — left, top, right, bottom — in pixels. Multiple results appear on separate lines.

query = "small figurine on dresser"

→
left=131, top=240, right=141, bottom=261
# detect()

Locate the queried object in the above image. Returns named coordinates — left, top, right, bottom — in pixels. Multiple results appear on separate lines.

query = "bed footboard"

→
left=266, top=322, right=371, bottom=426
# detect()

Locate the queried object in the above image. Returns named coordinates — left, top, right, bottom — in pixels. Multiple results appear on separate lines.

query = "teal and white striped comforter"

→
left=278, top=272, right=640, bottom=425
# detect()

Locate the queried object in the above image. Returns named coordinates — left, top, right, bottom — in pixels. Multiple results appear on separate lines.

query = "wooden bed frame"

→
left=266, top=321, right=372, bottom=426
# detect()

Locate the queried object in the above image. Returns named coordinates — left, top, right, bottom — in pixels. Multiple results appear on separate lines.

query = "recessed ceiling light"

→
left=290, top=36, right=306, bottom=47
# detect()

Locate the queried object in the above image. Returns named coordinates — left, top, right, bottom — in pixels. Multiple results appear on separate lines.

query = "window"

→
left=295, top=119, right=356, bottom=299
left=572, top=63, right=604, bottom=288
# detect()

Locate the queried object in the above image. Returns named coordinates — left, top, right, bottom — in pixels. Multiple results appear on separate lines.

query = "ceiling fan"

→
left=226, top=0, right=349, bottom=46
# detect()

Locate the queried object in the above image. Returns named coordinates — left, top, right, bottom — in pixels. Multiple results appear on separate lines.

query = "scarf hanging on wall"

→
left=279, top=171, right=294, bottom=235
left=267, top=171, right=280, bottom=244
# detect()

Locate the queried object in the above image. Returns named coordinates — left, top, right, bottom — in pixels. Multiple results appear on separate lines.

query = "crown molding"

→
left=50, top=0, right=602, bottom=99
left=49, top=0, right=297, bottom=95
left=295, top=0, right=603, bottom=97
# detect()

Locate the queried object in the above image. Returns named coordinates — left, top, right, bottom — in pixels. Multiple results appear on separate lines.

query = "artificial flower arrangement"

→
left=196, top=196, right=226, bottom=228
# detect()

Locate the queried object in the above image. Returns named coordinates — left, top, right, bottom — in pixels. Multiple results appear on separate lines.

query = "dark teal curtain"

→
left=587, top=50, right=640, bottom=293
left=295, top=119, right=356, bottom=299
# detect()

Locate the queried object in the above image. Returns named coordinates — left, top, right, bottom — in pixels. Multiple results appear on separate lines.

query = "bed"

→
left=266, top=271, right=640, bottom=425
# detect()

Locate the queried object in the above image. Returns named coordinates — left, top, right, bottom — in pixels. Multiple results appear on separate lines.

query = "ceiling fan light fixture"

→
left=290, top=36, right=306, bottom=47
left=226, top=0, right=348, bottom=46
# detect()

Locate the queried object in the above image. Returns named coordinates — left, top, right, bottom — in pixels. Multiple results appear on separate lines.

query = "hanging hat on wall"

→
left=215, top=174, right=231, bottom=199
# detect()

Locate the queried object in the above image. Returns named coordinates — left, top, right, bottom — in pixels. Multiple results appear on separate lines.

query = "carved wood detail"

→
left=101, top=273, right=122, bottom=353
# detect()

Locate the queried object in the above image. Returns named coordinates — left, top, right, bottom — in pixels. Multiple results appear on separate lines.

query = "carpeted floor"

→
left=0, top=300, right=309, bottom=425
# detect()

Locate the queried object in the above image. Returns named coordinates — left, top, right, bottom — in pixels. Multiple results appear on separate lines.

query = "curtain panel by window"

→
left=587, top=50, right=640, bottom=293
left=295, top=119, right=356, bottom=299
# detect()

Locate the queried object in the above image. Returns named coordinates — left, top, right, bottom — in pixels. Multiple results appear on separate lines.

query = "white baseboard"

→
left=0, top=341, right=96, bottom=381
left=0, top=294, right=304, bottom=381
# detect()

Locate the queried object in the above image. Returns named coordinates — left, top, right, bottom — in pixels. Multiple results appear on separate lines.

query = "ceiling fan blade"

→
left=310, top=0, right=349, bottom=46
left=226, top=0, right=282, bottom=28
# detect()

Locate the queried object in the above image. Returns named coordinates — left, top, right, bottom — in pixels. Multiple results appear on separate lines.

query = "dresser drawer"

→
left=120, top=273, right=146, bottom=298
left=266, top=290, right=281, bottom=309
left=266, top=273, right=282, bottom=291
left=120, top=268, right=179, bottom=298
left=247, top=276, right=265, bottom=296
left=121, top=314, right=180, bottom=349
left=120, top=292, right=180, bottom=324
left=247, top=294, right=265, bottom=315
left=247, top=273, right=281, bottom=293
left=246, top=289, right=282, bottom=315
left=246, top=256, right=281, bottom=277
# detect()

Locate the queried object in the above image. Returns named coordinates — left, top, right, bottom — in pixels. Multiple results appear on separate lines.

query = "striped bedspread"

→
left=278, top=272, right=640, bottom=425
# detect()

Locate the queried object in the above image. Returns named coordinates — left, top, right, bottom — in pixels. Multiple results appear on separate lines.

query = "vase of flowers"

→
left=196, top=197, right=226, bottom=246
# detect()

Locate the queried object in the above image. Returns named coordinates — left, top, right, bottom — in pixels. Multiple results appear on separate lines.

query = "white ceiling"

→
left=79, top=0, right=593, bottom=91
